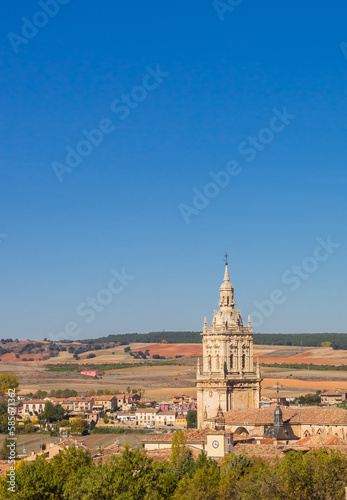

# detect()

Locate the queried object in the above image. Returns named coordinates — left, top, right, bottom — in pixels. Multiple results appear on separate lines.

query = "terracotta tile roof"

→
left=233, top=443, right=285, bottom=464
left=293, top=435, right=347, bottom=447
left=67, top=397, right=94, bottom=402
left=320, top=391, right=343, bottom=396
left=144, top=429, right=231, bottom=443
left=146, top=445, right=203, bottom=462
left=224, top=407, right=347, bottom=426
left=24, top=399, right=47, bottom=404
left=136, top=408, right=158, bottom=414
left=94, top=395, right=116, bottom=401
left=232, top=435, right=256, bottom=442
left=257, top=438, right=276, bottom=444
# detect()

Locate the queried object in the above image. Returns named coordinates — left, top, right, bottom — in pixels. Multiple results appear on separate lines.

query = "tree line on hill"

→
left=83, top=331, right=347, bottom=349
left=1, top=436, right=347, bottom=499
left=45, top=360, right=179, bottom=372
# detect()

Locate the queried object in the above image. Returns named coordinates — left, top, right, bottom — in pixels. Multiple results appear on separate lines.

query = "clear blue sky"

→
left=1, top=1, right=346, bottom=340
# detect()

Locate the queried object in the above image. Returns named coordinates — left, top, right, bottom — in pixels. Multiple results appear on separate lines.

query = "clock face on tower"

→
left=212, top=440, right=219, bottom=449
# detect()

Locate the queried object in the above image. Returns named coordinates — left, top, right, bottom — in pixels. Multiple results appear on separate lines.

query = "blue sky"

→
left=1, top=1, right=346, bottom=340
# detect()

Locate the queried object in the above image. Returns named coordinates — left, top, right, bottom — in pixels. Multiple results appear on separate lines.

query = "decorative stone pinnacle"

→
left=223, top=262, right=230, bottom=282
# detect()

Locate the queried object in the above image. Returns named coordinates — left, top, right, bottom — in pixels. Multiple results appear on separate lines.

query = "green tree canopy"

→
left=170, top=430, right=187, bottom=465
left=71, top=418, right=88, bottom=435
left=42, top=401, right=65, bottom=423
left=0, top=373, right=18, bottom=393
left=186, top=409, right=197, bottom=428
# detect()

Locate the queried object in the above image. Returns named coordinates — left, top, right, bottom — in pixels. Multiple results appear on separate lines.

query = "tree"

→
left=57, top=419, right=70, bottom=429
left=43, top=401, right=65, bottom=423
left=24, top=422, right=37, bottom=433
left=295, top=391, right=321, bottom=406
left=0, top=373, right=18, bottom=393
left=138, top=388, right=145, bottom=399
left=172, top=462, right=219, bottom=500
left=68, top=446, right=177, bottom=500
left=186, top=409, right=197, bottom=429
left=71, top=419, right=88, bottom=435
left=170, top=430, right=187, bottom=464
left=33, top=390, right=48, bottom=399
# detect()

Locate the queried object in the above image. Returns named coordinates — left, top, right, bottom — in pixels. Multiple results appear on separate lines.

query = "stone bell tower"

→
left=196, top=257, right=262, bottom=428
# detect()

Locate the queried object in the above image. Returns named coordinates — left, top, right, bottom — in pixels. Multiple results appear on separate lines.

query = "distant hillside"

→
left=84, top=331, right=347, bottom=349
left=83, top=331, right=202, bottom=344
left=253, top=333, right=347, bottom=349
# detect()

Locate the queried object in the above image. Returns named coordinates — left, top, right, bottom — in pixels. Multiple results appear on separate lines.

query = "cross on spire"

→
left=224, top=252, right=229, bottom=265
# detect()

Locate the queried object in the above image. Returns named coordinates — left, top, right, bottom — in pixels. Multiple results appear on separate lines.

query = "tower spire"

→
left=223, top=252, right=230, bottom=282
left=219, top=254, right=235, bottom=309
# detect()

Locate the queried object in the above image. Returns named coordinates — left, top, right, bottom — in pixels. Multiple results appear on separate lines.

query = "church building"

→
left=196, top=258, right=262, bottom=428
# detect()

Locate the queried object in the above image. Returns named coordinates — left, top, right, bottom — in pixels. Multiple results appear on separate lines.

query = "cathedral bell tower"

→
left=196, top=257, right=262, bottom=428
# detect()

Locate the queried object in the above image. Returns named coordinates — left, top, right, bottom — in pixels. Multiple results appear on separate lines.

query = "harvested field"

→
left=260, top=357, right=347, bottom=365
left=262, top=378, right=347, bottom=397
left=0, top=430, right=153, bottom=455
left=133, top=343, right=203, bottom=356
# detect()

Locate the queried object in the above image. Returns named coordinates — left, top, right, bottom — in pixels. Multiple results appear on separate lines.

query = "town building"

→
left=172, top=394, right=191, bottom=404
left=79, top=369, right=104, bottom=377
left=320, top=390, right=347, bottom=406
left=175, top=413, right=187, bottom=427
left=22, top=399, right=47, bottom=415
left=124, top=393, right=141, bottom=404
left=115, top=394, right=126, bottom=408
left=155, top=410, right=176, bottom=426
left=135, top=408, right=158, bottom=426
left=196, top=259, right=261, bottom=428
left=66, top=397, right=95, bottom=412
left=260, top=395, right=288, bottom=408
left=93, top=395, right=117, bottom=411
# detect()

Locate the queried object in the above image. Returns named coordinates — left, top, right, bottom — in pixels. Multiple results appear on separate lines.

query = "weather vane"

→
left=224, top=252, right=228, bottom=265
